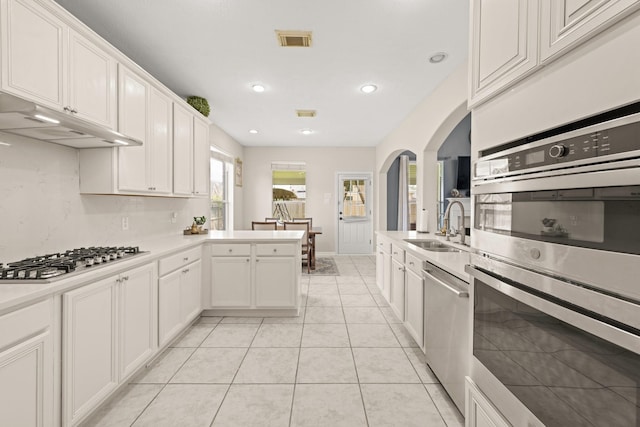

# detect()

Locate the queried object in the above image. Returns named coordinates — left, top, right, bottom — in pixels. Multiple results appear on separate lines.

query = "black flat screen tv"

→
left=456, top=156, right=471, bottom=192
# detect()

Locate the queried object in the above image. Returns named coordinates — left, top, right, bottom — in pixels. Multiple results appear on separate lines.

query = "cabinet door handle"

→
left=183, top=257, right=189, bottom=261
left=409, top=261, right=414, bottom=266
left=182, top=268, right=189, bottom=274
left=122, top=276, right=129, bottom=281
left=64, top=106, right=72, bottom=112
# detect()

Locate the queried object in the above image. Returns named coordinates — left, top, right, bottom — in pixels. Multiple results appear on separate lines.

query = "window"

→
left=409, top=161, right=417, bottom=229
left=272, top=162, right=306, bottom=221
left=210, top=150, right=234, bottom=230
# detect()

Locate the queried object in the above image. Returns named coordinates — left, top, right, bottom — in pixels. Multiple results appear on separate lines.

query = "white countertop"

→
left=0, top=231, right=305, bottom=315
left=376, top=230, right=472, bottom=282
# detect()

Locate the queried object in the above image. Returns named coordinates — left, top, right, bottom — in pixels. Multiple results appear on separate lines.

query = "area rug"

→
left=304, top=257, right=339, bottom=275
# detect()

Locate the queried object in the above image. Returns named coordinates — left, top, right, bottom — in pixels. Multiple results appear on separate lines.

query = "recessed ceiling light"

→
left=300, top=129, right=313, bottom=135
left=251, top=84, right=265, bottom=93
left=249, top=129, right=258, bottom=134
left=360, top=84, right=377, bottom=94
left=429, top=52, right=448, bottom=63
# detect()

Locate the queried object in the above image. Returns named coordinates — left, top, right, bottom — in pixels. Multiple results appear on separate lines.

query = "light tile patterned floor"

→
left=83, top=255, right=464, bottom=427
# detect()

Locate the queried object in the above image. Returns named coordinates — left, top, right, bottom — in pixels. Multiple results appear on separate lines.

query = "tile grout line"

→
left=207, top=316, right=263, bottom=427
left=339, top=263, right=371, bottom=427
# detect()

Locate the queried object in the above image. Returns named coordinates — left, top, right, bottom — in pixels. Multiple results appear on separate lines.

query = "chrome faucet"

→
left=443, top=200, right=466, bottom=245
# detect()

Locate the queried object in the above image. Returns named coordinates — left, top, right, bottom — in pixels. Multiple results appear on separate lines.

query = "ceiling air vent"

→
left=276, top=30, right=312, bottom=47
left=296, top=110, right=316, bottom=118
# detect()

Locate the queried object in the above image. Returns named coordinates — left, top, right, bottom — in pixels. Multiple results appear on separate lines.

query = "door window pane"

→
left=342, top=179, right=366, bottom=219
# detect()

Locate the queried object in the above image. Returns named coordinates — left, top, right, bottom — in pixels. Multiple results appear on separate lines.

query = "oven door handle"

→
left=423, top=269, right=469, bottom=298
left=465, top=264, right=640, bottom=354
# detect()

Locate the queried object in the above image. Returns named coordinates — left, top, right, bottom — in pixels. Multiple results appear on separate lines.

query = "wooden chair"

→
left=252, top=221, right=278, bottom=230
left=292, top=218, right=314, bottom=263
left=293, top=217, right=313, bottom=228
left=264, top=217, right=279, bottom=222
left=283, top=221, right=311, bottom=273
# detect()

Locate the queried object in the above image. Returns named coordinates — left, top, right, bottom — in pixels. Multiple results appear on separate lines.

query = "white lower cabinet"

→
left=375, top=238, right=392, bottom=301
left=0, top=299, right=53, bottom=427
left=466, top=377, right=511, bottom=427
left=63, top=262, right=157, bottom=426
left=211, top=256, right=251, bottom=307
left=390, top=258, right=405, bottom=321
left=210, top=242, right=300, bottom=310
left=158, top=248, right=202, bottom=347
left=255, top=257, right=296, bottom=307
left=404, top=258, right=424, bottom=349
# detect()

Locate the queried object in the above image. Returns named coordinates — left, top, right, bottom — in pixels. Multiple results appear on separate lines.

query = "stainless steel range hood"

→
left=0, top=92, right=142, bottom=148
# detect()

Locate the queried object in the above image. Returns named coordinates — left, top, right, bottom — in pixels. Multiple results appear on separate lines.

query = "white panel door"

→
left=255, top=257, right=296, bottom=308
left=173, top=103, right=194, bottom=196
left=210, top=257, right=251, bottom=307
left=63, top=276, right=118, bottom=426
left=1, top=0, right=65, bottom=109
left=193, top=117, right=210, bottom=197
left=181, top=260, right=202, bottom=323
left=118, top=64, right=148, bottom=192
left=469, top=0, right=539, bottom=107
left=337, top=173, right=373, bottom=254
left=147, top=87, right=173, bottom=194
left=68, top=29, right=117, bottom=128
left=158, top=268, right=183, bottom=347
left=390, top=258, right=405, bottom=321
left=0, top=332, right=52, bottom=427
left=119, top=263, right=157, bottom=380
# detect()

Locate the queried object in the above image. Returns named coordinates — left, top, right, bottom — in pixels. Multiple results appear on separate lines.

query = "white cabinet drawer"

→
left=391, top=244, right=405, bottom=263
left=210, top=243, right=251, bottom=257
left=377, top=236, right=391, bottom=253
left=405, top=252, right=423, bottom=275
left=256, top=243, right=296, bottom=257
left=159, top=246, right=201, bottom=276
left=0, top=299, right=51, bottom=349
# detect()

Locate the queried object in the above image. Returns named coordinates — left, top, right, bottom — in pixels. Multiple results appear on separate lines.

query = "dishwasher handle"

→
left=423, top=268, right=469, bottom=298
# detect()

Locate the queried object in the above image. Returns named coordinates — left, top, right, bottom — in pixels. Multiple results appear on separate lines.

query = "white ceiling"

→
left=55, top=0, right=469, bottom=147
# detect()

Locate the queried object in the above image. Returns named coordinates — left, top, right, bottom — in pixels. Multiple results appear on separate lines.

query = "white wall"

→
left=0, top=132, right=209, bottom=261
left=209, top=124, right=244, bottom=229
left=473, top=12, right=640, bottom=155
left=375, top=62, right=469, bottom=234
left=242, top=146, right=376, bottom=253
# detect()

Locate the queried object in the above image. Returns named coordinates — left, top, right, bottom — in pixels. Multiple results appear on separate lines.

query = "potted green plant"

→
left=191, top=216, right=206, bottom=234
left=186, top=96, right=210, bottom=117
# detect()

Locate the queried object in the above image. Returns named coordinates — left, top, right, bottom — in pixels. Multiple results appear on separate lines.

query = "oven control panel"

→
left=475, top=118, right=640, bottom=179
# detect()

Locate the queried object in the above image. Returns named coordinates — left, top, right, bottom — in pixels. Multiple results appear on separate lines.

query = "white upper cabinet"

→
left=1, top=0, right=117, bottom=128
left=469, top=0, right=640, bottom=107
left=146, top=87, right=173, bottom=194
left=173, top=103, right=194, bottom=196
left=469, top=0, right=539, bottom=108
left=1, top=0, right=65, bottom=109
left=193, top=117, right=210, bottom=197
left=117, top=65, right=149, bottom=192
left=540, top=0, right=640, bottom=62
left=68, top=29, right=117, bottom=128
left=118, top=75, right=172, bottom=194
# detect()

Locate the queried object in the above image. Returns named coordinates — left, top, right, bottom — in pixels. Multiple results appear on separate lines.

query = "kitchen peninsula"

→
left=0, top=230, right=304, bottom=427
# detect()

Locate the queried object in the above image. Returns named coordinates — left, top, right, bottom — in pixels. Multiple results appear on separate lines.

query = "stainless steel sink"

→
left=403, top=239, right=462, bottom=252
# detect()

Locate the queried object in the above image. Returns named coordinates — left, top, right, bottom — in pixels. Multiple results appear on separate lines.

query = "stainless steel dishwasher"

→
left=423, top=260, right=469, bottom=413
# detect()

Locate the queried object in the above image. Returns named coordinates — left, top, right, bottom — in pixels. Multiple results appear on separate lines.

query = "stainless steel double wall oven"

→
left=467, top=105, right=640, bottom=426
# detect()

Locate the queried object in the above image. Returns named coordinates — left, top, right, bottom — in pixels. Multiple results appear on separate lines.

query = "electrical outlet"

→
left=171, top=212, right=177, bottom=224
left=122, top=216, right=129, bottom=231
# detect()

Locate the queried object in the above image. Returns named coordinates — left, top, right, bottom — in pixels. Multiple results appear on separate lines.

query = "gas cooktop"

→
left=0, top=246, right=145, bottom=283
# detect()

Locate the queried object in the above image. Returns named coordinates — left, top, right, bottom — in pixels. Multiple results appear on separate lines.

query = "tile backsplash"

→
left=0, top=132, right=208, bottom=261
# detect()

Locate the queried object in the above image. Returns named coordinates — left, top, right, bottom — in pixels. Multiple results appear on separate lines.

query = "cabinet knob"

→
left=228, top=249, right=233, bottom=253
left=183, top=257, right=189, bottom=261
left=182, top=268, right=189, bottom=274
left=246, top=259, right=250, bottom=262
left=63, top=106, right=72, bottom=112
left=122, top=276, right=129, bottom=281
left=409, top=261, right=414, bottom=266
left=273, top=248, right=277, bottom=253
